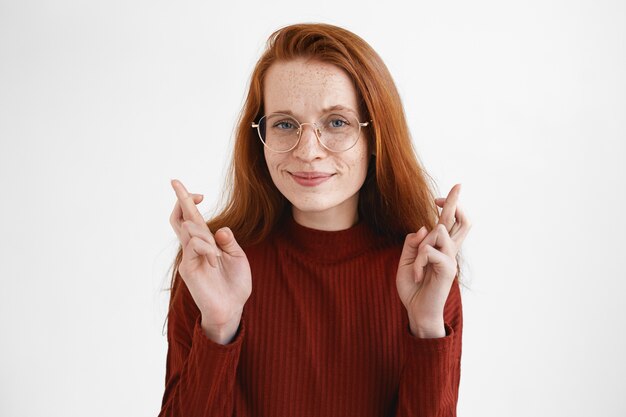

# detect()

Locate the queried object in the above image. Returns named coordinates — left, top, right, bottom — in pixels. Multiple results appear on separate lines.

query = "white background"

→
left=1, top=0, right=625, bottom=416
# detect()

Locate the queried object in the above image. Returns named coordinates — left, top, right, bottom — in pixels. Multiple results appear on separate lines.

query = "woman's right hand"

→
left=169, top=179, right=252, bottom=345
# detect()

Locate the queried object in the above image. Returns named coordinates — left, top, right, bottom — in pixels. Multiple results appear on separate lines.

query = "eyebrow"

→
left=269, top=105, right=357, bottom=117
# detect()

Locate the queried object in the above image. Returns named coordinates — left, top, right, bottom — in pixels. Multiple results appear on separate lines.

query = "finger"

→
left=171, top=179, right=205, bottom=224
left=436, top=200, right=472, bottom=245
left=170, top=193, right=203, bottom=228
left=436, top=195, right=466, bottom=236
left=414, top=244, right=457, bottom=285
left=170, top=193, right=204, bottom=240
left=418, top=223, right=457, bottom=259
left=398, top=226, right=429, bottom=268
left=181, top=220, right=217, bottom=249
left=182, top=221, right=220, bottom=267
left=449, top=204, right=472, bottom=247
left=214, top=227, right=245, bottom=257
left=185, top=235, right=221, bottom=268
left=438, top=184, right=461, bottom=232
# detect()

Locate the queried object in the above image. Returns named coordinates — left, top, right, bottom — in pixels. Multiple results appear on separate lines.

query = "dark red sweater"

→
left=159, top=216, right=463, bottom=416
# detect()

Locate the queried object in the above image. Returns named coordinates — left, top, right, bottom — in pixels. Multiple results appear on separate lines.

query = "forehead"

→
left=263, top=58, right=359, bottom=118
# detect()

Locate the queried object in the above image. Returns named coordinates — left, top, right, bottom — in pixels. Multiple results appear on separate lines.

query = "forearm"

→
left=159, top=316, right=244, bottom=417
left=396, top=280, right=463, bottom=416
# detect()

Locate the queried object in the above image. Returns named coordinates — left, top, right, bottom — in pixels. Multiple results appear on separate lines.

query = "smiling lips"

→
left=290, top=171, right=334, bottom=187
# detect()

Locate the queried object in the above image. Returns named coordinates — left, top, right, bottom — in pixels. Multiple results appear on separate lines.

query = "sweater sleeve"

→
left=396, top=278, right=463, bottom=417
left=158, top=275, right=245, bottom=417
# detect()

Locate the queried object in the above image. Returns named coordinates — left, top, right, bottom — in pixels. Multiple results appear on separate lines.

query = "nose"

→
left=292, top=123, right=326, bottom=161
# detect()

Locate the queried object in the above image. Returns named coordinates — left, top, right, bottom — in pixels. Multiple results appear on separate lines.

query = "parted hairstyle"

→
left=166, top=23, right=461, bottom=310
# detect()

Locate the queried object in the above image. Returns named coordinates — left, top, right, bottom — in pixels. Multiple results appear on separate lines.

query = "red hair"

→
left=166, top=23, right=460, bottom=307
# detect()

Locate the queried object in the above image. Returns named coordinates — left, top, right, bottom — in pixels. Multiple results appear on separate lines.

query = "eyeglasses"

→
left=251, top=112, right=371, bottom=153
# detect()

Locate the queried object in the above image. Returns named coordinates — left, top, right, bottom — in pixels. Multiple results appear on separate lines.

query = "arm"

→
left=158, top=277, right=245, bottom=417
left=396, top=278, right=463, bottom=417
left=394, top=184, right=469, bottom=416
left=159, top=180, right=252, bottom=416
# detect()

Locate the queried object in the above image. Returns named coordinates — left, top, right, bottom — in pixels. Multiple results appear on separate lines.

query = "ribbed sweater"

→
left=158, top=215, right=463, bottom=417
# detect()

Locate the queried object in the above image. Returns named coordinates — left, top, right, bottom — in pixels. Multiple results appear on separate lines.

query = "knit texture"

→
left=159, top=216, right=463, bottom=416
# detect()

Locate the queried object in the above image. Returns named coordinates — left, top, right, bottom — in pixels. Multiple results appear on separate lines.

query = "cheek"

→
left=347, top=145, right=369, bottom=181
left=264, top=149, right=277, bottom=172
left=264, top=151, right=286, bottom=182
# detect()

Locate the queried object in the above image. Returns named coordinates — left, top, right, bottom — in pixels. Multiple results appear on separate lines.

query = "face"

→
left=262, top=58, right=370, bottom=228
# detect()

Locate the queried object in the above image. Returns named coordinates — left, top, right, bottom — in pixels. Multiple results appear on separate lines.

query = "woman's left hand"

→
left=396, top=184, right=471, bottom=338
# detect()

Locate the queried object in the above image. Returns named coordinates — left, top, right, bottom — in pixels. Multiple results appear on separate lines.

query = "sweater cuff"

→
left=404, top=322, right=455, bottom=353
left=192, top=315, right=246, bottom=353
left=397, top=322, right=459, bottom=414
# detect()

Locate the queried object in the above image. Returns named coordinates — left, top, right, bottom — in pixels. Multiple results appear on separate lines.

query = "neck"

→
left=291, top=197, right=359, bottom=231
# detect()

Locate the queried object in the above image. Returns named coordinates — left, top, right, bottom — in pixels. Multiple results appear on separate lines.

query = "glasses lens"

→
left=317, top=113, right=361, bottom=152
left=259, top=114, right=300, bottom=152
left=256, top=112, right=363, bottom=152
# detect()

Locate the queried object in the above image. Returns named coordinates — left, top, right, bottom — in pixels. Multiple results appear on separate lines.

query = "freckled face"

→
left=262, top=58, right=369, bottom=225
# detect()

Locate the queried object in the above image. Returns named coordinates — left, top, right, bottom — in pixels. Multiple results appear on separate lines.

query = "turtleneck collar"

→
left=277, top=214, right=384, bottom=263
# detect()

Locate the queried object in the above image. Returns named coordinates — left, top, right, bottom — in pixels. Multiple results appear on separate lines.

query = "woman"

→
left=159, top=23, right=471, bottom=416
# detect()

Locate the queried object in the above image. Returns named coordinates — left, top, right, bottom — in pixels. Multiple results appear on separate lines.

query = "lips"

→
left=289, top=171, right=334, bottom=187
left=291, top=171, right=333, bottom=179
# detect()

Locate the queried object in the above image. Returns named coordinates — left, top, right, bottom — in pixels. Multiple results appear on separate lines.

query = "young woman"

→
left=159, top=23, right=471, bottom=417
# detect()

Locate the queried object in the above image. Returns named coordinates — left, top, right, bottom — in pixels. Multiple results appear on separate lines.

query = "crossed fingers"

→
left=419, top=184, right=472, bottom=257
left=408, top=184, right=471, bottom=283
left=169, top=179, right=223, bottom=266
left=437, top=184, right=471, bottom=244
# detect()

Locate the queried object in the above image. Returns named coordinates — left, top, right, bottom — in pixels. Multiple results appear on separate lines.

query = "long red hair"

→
left=166, top=23, right=460, bottom=311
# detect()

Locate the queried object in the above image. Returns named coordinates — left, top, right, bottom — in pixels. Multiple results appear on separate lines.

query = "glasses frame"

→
left=251, top=112, right=372, bottom=153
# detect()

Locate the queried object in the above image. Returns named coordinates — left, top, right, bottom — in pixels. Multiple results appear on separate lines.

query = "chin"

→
left=288, top=197, right=336, bottom=213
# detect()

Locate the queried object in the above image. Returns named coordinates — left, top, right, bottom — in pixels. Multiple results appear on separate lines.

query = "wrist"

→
left=408, top=317, right=445, bottom=339
left=200, top=314, right=242, bottom=345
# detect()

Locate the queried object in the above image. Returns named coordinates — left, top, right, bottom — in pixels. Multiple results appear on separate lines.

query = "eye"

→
left=328, top=118, right=348, bottom=128
left=273, top=120, right=297, bottom=130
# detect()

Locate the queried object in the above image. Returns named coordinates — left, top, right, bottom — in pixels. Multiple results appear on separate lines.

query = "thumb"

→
left=214, top=227, right=244, bottom=257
